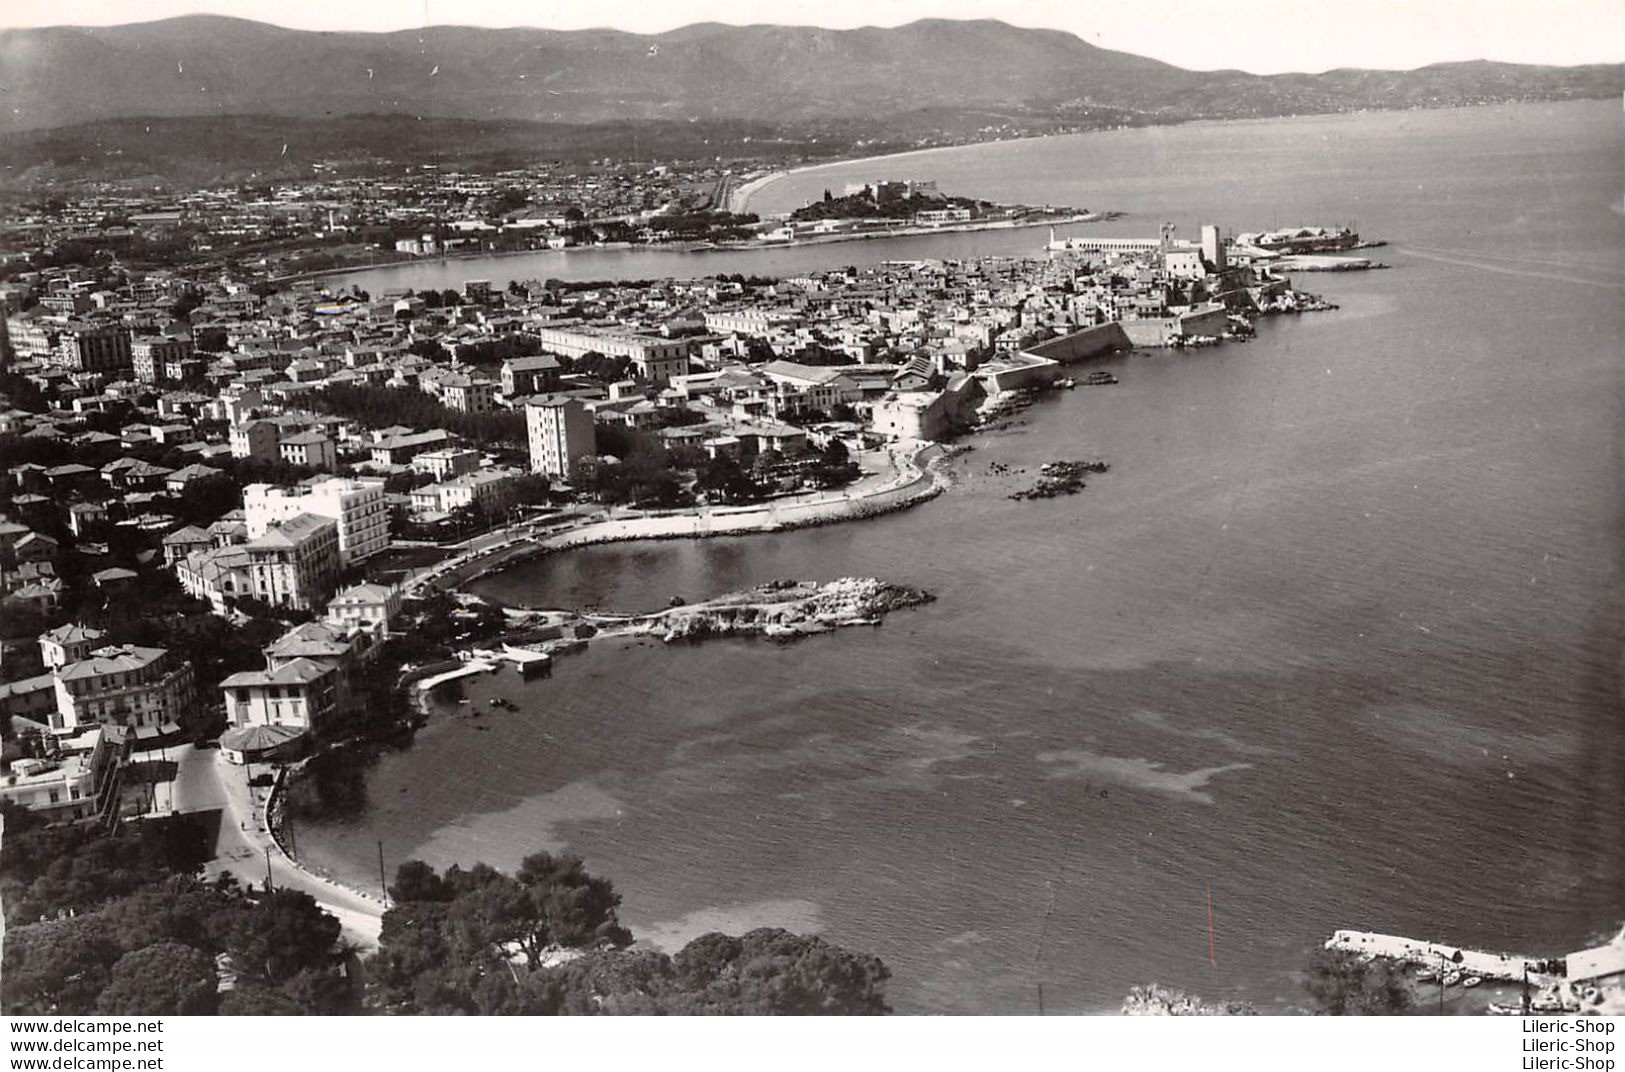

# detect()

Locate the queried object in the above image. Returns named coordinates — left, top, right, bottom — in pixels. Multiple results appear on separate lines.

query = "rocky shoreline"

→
left=589, top=577, right=936, bottom=644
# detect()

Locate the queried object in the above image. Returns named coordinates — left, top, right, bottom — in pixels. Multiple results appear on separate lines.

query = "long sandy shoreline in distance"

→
left=730, top=134, right=1097, bottom=217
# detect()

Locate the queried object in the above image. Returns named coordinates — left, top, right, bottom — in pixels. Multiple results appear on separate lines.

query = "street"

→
left=170, top=744, right=385, bottom=949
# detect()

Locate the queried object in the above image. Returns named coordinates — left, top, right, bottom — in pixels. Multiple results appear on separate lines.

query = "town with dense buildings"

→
left=0, top=169, right=1315, bottom=820
left=1, top=162, right=1618, bottom=1019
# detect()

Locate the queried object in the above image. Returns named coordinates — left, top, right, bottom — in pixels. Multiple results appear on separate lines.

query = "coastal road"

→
left=171, top=744, right=385, bottom=949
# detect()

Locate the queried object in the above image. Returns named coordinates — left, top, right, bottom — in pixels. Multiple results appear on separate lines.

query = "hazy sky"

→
left=1, top=0, right=1622, bottom=74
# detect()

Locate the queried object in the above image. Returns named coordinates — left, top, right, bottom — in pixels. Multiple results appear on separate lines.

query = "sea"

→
left=303, top=100, right=1625, bottom=1014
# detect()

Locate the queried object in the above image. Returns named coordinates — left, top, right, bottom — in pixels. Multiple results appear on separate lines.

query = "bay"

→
left=301, top=100, right=1625, bottom=1013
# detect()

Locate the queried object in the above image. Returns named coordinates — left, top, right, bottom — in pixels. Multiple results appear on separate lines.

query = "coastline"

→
left=302, top=213, right=1099, bottom=291
left=727, top=168, right=789, bottom=214
left=728, top=100, right=1594, bottom=218
left=408, top=441, right=955, bottom=597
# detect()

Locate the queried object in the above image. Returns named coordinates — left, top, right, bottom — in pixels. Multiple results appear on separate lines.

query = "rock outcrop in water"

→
left=609, top=577, right=934, bottom=643
left=1009, top=459, right=1109, bottom=501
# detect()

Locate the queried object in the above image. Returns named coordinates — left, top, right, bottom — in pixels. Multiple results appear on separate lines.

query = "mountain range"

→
left=0, top=16, right=1619, bottom=186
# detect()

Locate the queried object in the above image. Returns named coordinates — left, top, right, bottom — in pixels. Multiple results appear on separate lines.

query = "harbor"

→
left=1326, top=927, right=1625, bottom=1015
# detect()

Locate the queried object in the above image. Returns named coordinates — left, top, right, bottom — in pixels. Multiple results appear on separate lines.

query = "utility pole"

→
left=264, top=846, right=273, bottom=893
left=377, top=840, right=388, bottom=899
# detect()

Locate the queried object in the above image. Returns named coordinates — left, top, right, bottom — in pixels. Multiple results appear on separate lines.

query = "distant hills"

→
left=0, top=16, right=1619, bottom=187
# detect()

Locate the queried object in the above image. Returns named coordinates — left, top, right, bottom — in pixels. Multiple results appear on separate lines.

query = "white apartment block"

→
left=0, top=726, right=128, bottom=825
left=526, top=396, right=595, bottom=479
left=244, top=478, right=390, bottom=564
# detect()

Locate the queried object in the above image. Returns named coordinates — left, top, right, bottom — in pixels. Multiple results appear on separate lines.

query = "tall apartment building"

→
left=4, top=312, right=62, bottom=361
left=245, top=514, right=342, bottom=611
left=244, top=478, right=389, bottom=564
left=54, top=322, right=132, bottom=373
left=526, top=396, right=595, bottom=479
left=131, top=335, right=194, bottom=384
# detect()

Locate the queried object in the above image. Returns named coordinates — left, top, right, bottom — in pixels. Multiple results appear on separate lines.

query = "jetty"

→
left=414, top=660, right=498, bottom=692
left=1325, top=929, right=1540, bottom=981
left=495, top=645, right=553, bottom=675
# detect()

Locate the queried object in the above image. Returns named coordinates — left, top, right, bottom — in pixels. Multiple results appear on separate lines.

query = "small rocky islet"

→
left=1008, top=459, right=1110, bottom=501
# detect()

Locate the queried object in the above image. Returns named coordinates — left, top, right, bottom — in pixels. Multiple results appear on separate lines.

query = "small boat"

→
left=1442, top=970, right=1463, bottom=986
left=1415, top=968, right=1438, bottom=983
left=1462, top=976, right=1483, bottom=988
left=1486, top=1002, right=1521, bottom=1015
left=1054, top=378, right=1077, bottom=389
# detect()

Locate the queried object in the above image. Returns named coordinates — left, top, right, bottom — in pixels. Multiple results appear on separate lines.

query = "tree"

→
left=514, top=852, right=632, bottom=953
left=1303, top=948, right=1412, bottom=1015
left=97, top=941, right=219, bottom=1015
left=390, top=860, right=452, bottom=903
left=695, top=454, right=761, bottom=504
left=752, top=449, right=785, bottom=483
left=0, top=918, right=123, bottom=1013
left=668, top=928, right=891, bottom=1015
left=408, top=338, right=449, bottom=362
left=209, top=889, right=341, bottom=986
left=168, top=287, right=204, bottom=320
left=218, top=986, right=306, bottom=1015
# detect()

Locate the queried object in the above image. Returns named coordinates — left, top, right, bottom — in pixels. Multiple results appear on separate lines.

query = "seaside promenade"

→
left=405, top=441, right=948, bottom=597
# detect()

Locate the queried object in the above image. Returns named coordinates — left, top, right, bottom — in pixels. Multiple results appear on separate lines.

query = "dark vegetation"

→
left=372, top=854, right=891, bottom=1015
left=792, top=189, right=984, bottom=222
left=0, top=808, right=355, bottom=1015
left=1302, top=947, right=1414, bottom=1015
left=302, top=383, right=525, bottom=447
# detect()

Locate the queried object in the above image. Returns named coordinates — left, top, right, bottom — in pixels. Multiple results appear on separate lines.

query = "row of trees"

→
left=372, top=854, right=892, bottom=1015
left=304, top=383, right=526, bottom=447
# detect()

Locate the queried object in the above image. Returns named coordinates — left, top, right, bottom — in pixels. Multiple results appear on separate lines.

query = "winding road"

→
left=170, top=744, right=385, bottom=949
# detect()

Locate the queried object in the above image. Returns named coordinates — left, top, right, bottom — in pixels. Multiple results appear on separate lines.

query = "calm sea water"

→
left=303, top=101, right=1625, bottom=1013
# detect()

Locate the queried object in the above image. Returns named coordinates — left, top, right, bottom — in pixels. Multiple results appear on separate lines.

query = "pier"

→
left=414, top=660, right=498, bottom=692
left=495, top=645, right=553, bottom=675
left=1325, top=929, right=1541, bottom=981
